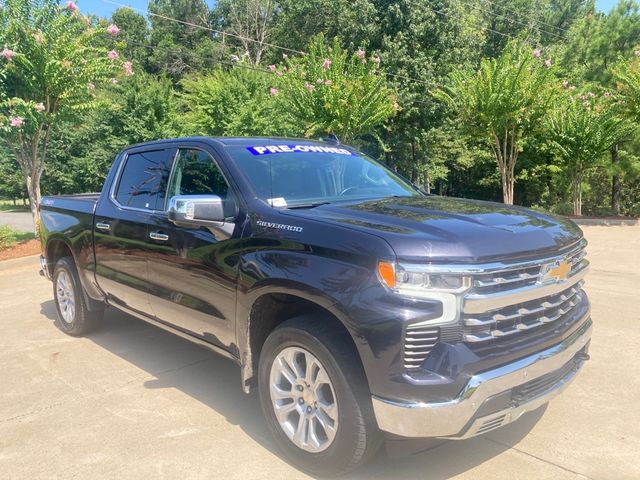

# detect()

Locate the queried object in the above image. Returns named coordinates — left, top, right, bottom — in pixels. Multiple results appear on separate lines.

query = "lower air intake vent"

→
left=403, top=325, right=439, bottom=370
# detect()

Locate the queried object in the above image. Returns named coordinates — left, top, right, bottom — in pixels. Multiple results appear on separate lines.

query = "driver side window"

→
left=167, top=149, right=229, bottom=199
left=166, top=148, right=237, bottom=217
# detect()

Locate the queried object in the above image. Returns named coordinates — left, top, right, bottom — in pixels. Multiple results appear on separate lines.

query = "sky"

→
left=78, top=0, right=215, bottom=19
left=81, top=0, right=618, bottom=20
left=596, top=0, right=618, bottom=12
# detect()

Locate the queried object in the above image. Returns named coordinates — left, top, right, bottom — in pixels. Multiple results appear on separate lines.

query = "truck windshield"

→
left=226, top=144, right=420, bottom=207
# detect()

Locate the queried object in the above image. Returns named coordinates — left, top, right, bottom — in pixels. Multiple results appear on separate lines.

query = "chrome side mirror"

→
left=167, top=195, right=228, bottom=227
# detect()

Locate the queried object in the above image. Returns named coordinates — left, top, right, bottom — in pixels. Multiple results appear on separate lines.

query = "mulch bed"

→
left=0, top=239, right=41, bottom=261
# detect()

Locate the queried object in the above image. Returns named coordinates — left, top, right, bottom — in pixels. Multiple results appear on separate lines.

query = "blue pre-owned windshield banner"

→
left=247, top=145, right=353, bottom=155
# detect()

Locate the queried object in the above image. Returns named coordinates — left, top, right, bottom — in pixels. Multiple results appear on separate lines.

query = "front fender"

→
left=235, top=248, right=383, bottom=390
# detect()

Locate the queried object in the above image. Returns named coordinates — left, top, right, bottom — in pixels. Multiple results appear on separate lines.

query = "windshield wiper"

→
left=287, top=202, right=331, bottom=209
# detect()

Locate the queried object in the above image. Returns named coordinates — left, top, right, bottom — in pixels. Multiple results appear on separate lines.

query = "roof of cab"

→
left=124, top=136, right=340, bottom=150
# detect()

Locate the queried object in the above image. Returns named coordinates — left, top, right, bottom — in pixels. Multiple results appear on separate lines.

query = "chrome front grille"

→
left=471, top=246, right=587, bottom=295
left=403, top=325, right=439, bottom=369
left=463, top=284, right=584, bottom=342
left=462, top=240, right=588, bottom=344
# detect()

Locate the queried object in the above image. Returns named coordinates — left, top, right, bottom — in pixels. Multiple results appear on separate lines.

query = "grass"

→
left=0, top=225, right=35, bottom=250
left=0, top=199, right=30, bottom=212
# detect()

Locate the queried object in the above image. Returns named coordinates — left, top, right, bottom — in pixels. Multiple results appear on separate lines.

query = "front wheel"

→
left=52, top=257, right=103, bottom=336
left=258, top=316, right=382, bottom=476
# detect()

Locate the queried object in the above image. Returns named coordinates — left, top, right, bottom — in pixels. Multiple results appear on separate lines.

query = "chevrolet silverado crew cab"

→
left=39, top=137, right=592, bottom=476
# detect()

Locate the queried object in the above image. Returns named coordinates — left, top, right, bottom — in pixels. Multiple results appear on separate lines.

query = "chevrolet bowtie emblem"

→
left=542, top=260, right=571, bottom=283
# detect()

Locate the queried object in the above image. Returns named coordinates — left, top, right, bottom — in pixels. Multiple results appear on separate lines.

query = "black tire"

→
left=258, top=315, right=382, bottom=477
left=52, top=257, right=103, bottom=336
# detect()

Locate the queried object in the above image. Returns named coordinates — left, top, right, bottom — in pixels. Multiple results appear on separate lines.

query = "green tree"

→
left=0, top=0, right=126, bottom=231
left=268, top=0, right=378, bottom=56
left=44, top=73, right=180, bottom=195
left=558, top=1, right=640, bottom=85
left=546, top=89, right=633, bottom=216
left=0, top=149, right=27, bottom=203
left=614, top=51, right=640, bottom=120
left=435, top=41, right=556, bottom=204
left=179, top=66, right=297, bottom=136
left=148, top=0, right=223, bottom=78
left=276, top=35, right=397, bottom=144
left=481, top=0, right=593, bottom=57
left=372, top=0, right=487, bottom=190
left=214, top=0, right=276, bottom=65
left=110, top=7, right=150, bottom=71
left=553, top=1, right=640, bottom=214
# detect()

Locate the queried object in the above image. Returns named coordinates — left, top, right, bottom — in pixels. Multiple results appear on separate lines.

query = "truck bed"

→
left=41, top=193, right=100, bottom=215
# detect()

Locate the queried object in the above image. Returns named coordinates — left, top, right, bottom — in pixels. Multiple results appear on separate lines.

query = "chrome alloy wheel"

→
left=56, top=270, right=75, bottom=324
left=269, top=346, right=339, bottom=453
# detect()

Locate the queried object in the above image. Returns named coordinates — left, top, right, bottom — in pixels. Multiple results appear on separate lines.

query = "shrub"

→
left=0, top=225, right=35, bottom=250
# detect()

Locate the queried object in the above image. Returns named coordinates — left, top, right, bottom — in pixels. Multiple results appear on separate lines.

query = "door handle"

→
left=95, top=222, right=111, bottom=231
left=149, top=231, right=169, bottom=241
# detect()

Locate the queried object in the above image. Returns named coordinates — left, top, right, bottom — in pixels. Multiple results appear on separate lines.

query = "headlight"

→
left=377, top=261, right=471, bottom=326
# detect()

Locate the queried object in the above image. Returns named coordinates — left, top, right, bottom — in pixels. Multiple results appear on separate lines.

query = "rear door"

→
left=93, top=147, right=176, bottom=316
left=145, top=145, right=244, bottom=351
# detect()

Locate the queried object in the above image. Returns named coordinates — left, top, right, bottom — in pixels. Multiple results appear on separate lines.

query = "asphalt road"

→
left=1, top=225, right=639, bottom=479
left=0, top=210, right=34, bottom=232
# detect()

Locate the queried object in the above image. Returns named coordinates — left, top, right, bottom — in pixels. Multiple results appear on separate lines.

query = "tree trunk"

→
left=25, top=170, right=42, bottom=235
left=493, top=129, right=517, bottom=205
left=610, top=144, right=620, bottom=216
left=572, top=176, right=583, bottom=217
left=423, top=169, right=431, bottom=194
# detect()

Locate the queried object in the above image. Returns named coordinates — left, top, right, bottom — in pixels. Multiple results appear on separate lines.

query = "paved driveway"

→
left=1, top=226, right=639, bottom=479
left=0, top=210, right=34, bottom=232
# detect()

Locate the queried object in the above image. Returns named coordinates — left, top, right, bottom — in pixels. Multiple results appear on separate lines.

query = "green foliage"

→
left=110, top=8, right=151, bottom=70
left=0, top=145, right=26, bottom=200
left=614, top=54, right=640, bottom=121
left=276, top=35, right=397, bottom=144
left=213, top=0, right=276, bottom=65
left=179, top=67, right=297, bottom=137
left=481, top=0, right=593, bottom=57
left=0, top=0, right=124, bottom=129
left=44, top=73, right=180, bottom=194
left=546, top=89, right=634, bottom=215
left=435, top=40, right=557, bottom=203
left=0, top=0, right=127, bottom=230
left=0, top=0, right=638, bottom=219
left=147, top=0, right=224, bottom=78
left=268, top=0, right=378, bottom=57
left=557, top=1, right=640, bottom=86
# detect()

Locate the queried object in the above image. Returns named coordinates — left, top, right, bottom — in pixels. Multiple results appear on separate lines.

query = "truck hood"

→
left=281, top=195, right=583, bottom=262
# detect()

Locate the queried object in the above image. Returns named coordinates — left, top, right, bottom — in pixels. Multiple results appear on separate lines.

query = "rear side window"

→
left=114, top=150, right=173, bottom=210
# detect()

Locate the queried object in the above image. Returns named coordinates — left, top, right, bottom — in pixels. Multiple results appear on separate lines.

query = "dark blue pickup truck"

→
left=39, top=137, right=592, bottom=475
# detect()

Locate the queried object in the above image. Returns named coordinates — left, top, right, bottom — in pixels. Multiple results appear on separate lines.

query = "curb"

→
left=570, top=218, right=639, bottom=226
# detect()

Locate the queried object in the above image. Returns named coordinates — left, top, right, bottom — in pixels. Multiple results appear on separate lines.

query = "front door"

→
left=93, top=147, right=175, bottom=316
left=145, top=146, right=244, bottom=351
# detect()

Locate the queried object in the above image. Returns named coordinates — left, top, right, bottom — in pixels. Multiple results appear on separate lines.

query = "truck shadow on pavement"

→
left=40, top=300, right=546, bottom=479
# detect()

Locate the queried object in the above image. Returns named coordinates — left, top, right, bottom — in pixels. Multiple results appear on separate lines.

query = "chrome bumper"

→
left=372, top=316, right=592, bottom=439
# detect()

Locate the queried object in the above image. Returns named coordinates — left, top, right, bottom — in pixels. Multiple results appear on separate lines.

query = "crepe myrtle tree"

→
left=272, top=35, right=398, bottom=145
left=546, top=86, right=634, bottom=216
left=434, top=41, right=556, bottom=205
left=0, top=0, right=131, bottom=232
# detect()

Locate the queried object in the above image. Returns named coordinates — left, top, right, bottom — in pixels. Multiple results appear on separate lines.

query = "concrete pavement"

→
left=0, top=210, right=34, bottom=233
left=1, top=225, right=639, bottom=479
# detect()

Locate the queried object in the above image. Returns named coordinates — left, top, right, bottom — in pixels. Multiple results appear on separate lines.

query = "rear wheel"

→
left=52, top=257, right=103, bottom=336
left=258, top=316, right=382, bottom=476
